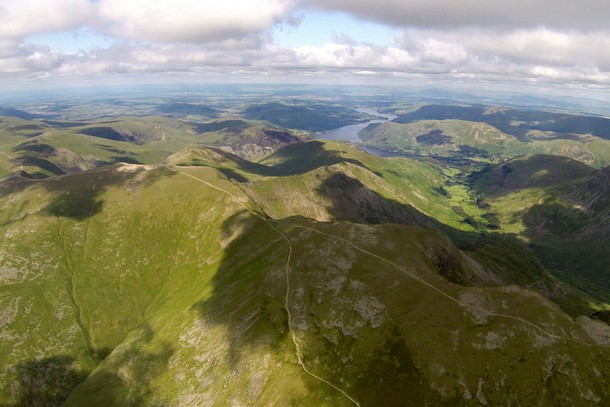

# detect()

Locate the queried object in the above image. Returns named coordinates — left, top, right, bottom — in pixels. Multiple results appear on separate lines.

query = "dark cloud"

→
left=302, top=0, right=610, bottom=32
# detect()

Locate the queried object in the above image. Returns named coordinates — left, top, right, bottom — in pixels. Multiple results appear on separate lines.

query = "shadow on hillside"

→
left=97, top=145, right=143, bottom=165
left=181, top=141, right=370, bottom=182
left=42, top=167, right=176, bottom=220
left=65, top=324, right=173, bottom=406
left=315, top=172, right=438, bottom=228
left=42, top=120, right=92, bottom=128
left=191, top=186, right=469, bottom=402
left=191, top=119, right=247, bottom=133
left=315, top=171, right=527, bottom=253
left=0, top=165, right=177, bottom=223
left=109, top=156, right=143, bottom=164
left=46, top=190, right=104, bottom=220
left=314, top=173, right=521, bottom=286
left=6, top=355, right=87, bottom=407
left=193, top=176, right=491, bottom=361
left=6, top=325, right=174, bottom=406
left=216, top=168, right=249, bottom=183
left=79, top=127, right=139, bottom=142
left=469, top=155, right=594, bottom=198
left=19, top=155, right=66, bottom=177
left=193, top=210, right=291, bottom=367
left=262, top=141, right=367, bottom=176
left=520, top=201, right=610, bottom=302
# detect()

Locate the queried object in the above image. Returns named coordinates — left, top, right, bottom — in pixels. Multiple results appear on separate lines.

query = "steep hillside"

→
left=471, top=156, right=610, bottom=302
left=168, top=142, right=606, bottom=316
left=569, top=165, right=610, bottom=212
left=1, top=162, right=608, bottom=406
left=472, top=155, right=594, bottom=196
left=195, top=119, right=303, bottom=160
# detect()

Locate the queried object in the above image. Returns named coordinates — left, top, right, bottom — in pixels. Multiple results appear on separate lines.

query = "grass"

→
left=171, top=141, right=609, bottom=306
left=0, top=114, right=302, bottom=180
left=470, top=155, right=610, bottom=304
left=1, top=138, right=609, bottom=405
left=359, top=118, right=610, bottom=168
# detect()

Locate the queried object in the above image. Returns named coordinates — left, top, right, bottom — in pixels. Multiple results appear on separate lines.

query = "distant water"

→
left=358, top=145, right=413, bottom=158
left=316, top=108, right=397, bottom=143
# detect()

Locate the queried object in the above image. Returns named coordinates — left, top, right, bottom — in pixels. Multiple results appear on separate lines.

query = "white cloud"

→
left=0, top=0, right=93, bottom=38
left=8, top=32, right=610, bottom=89
left=0, top=43, right=63, bottom=74
left=291, top=43, right=415, bottom=70
left=396, top=28, right=610, bottom=76
left=95, top=0, right=294, bottom=44
left=2, top=0, right=610, bottom=91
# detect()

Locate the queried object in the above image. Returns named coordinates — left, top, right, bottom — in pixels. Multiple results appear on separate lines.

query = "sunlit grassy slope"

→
left=359, top=119, right=610, bottom=167
left=1, top=139, right=609, bottom=406
left=0, top=115, right=300, bottom=180
left=169, top=142, right=609, bottom=310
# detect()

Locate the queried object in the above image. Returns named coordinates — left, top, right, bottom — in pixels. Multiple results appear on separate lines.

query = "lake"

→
left=316, top=108, right=396, bottom=143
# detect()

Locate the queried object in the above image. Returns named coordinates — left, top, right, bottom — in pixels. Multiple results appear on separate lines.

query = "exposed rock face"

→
left=220, top=128, right=302, bottom=160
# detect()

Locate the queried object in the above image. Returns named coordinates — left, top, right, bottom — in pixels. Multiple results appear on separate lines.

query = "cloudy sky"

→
left=2, top=0, right=610, bottom=95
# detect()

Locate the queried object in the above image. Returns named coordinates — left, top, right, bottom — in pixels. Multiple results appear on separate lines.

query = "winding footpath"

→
left=289, top=224, right=601, bottom=348
left=163, top=163, right=607, bottom=405
left=163, top=165, right=360, bottom=406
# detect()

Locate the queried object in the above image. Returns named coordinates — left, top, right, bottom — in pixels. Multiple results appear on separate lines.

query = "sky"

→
left=2, top=0, right=610, bottom=96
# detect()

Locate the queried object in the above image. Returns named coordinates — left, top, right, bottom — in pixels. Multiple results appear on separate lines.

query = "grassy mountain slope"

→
left=0, top=164, right=251, bottom=405
left=170, top=140, right=487, bottom=232
left=359, top=119, right=610, bottom=167
left=393, top=104, right=610, bottom=140
left=1, top=160, right=609, bottom=406
left=0, top=115, right=300, bottom=180
left=169, top=142, right=607, bottom=316
left=194, top=118, right=303, bottom=160
left=471, top=156, right=610, bottom=302
left=472, top=155, right=595, bottom=197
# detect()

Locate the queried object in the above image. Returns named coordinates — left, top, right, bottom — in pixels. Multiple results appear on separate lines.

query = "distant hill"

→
left=242, top=102, right=365, bottom=132
left=155, top=102, right=218, bottom=117
left=195, top=119, right=303, bottom=160
left=0, top=116, right=302, bottom=178
left=359, top=105, right=610, bottom=167
left=0, top=107, right=41, bottom=120
left=394, top=104, right=610, bottom=140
